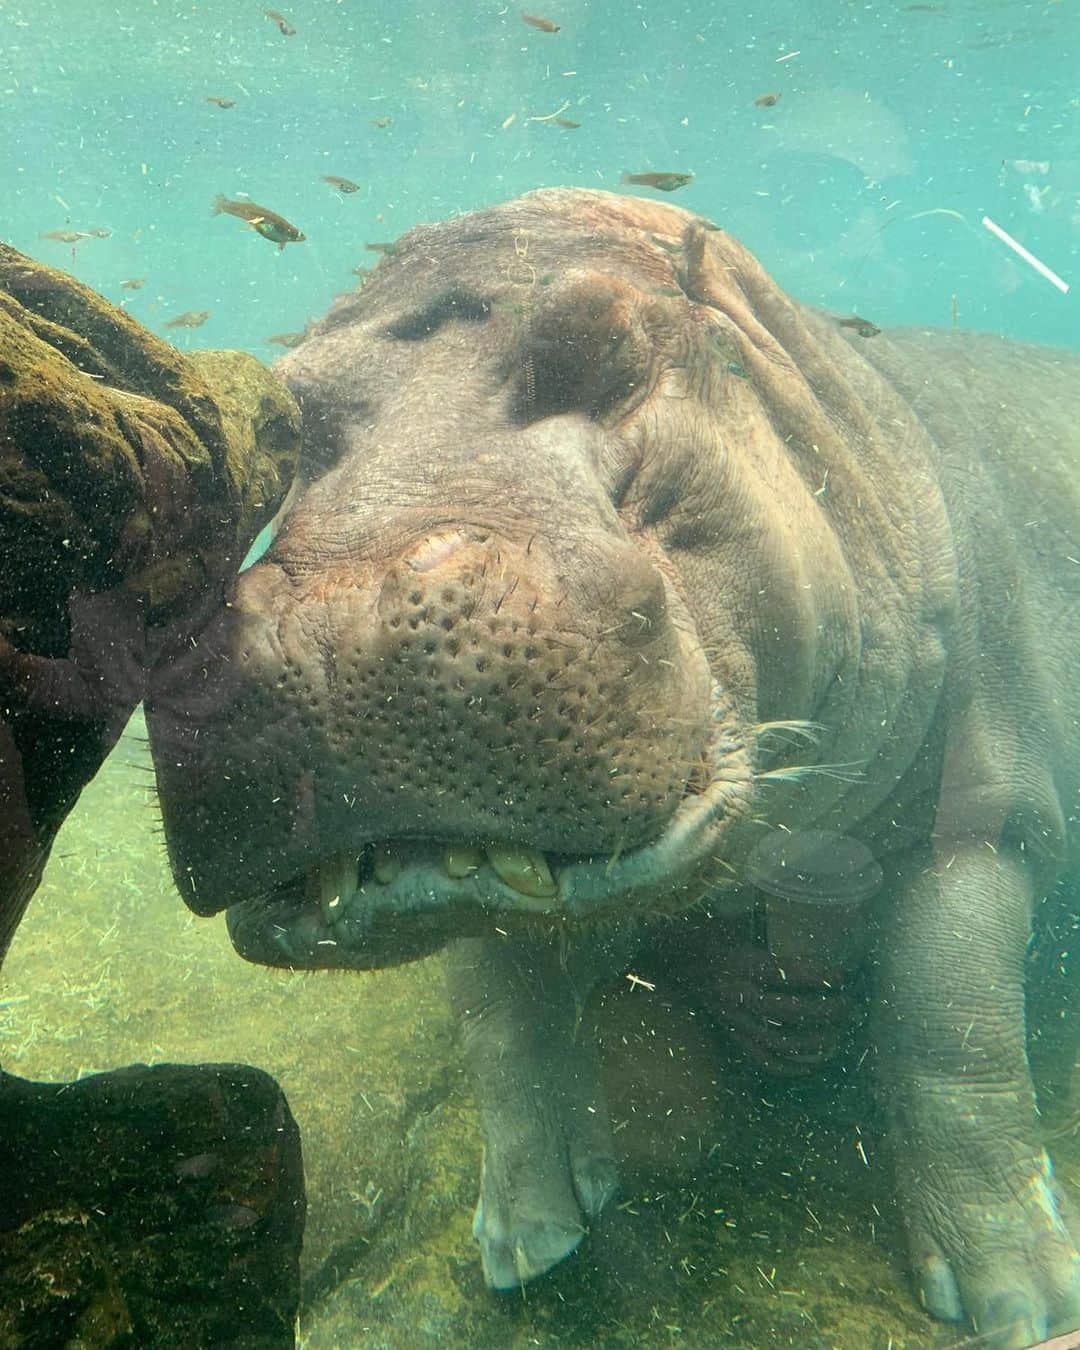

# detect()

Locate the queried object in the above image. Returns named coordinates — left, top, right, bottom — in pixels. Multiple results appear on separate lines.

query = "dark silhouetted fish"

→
left=622, top=172, right=694, bottom=192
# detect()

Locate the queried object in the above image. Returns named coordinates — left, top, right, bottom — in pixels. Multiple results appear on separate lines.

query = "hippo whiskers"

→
left=755, top=760, right=869, bottom=786
left=751, top=717, right=827, bottom=747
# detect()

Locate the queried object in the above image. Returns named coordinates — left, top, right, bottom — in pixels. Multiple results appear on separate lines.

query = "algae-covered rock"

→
left=0, top=248, right=303, bottom=1344
left=0, top=244, right=299, bottom=956
left=0, top=245, right=298, bottom=651
left=0, top=1062, right=305, bottom=1348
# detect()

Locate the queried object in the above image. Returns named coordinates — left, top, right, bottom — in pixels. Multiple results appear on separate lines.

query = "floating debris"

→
left=321, top=175, right=360, bottom=194
left=165, top=309, right=211, bottom=329
left=981, top=215, right=1069, bottom=293
left=1002, top=158, right=1050, bottom=176
left=522, top=13, right=560, bottom=32
left=212, top=194, right=305, bottom=249
left=528, top=99, right=570, bottom=123
left=622, top=171, right=694, bottom=192
left=263, top=8, right=295, bottom=37
left=754, top=92, right=781, bottom=107
left=205, top=96, right=236, bottom=109
left=527, top=100, right=581, bottom=129
left=1023, top=183, right=1051, bottom=214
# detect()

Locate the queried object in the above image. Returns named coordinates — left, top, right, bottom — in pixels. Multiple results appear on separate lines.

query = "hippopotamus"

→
left=145, top=188, right=1080, bottom=1347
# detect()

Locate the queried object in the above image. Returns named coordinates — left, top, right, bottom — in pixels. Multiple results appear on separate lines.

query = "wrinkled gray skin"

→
left=146, top=189, right=1080, bottom=1347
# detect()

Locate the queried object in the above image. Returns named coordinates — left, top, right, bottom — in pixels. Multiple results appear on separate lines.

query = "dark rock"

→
left=0, top=1062, right=305, bottom=1348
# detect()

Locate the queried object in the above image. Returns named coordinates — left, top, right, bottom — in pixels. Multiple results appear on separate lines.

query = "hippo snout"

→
left=318, top=525, right=698, bottom=851
left=149, top=514, right=726, bottom=966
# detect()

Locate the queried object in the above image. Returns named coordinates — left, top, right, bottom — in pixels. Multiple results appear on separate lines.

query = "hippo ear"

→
left=678, top=219, right=880, bottom=461
left=679, top=220, right=802, bottom=373
left=508, top=275, right=650, bottom=424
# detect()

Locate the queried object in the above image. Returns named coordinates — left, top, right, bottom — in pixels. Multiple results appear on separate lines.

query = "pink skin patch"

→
left=406, top=531, right=468, bottom=572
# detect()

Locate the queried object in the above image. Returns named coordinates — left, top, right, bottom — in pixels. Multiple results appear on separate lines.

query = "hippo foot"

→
left=897, top=1145, right=1080, bottom=1349
left=474, top=1137, right=619, bottom=1290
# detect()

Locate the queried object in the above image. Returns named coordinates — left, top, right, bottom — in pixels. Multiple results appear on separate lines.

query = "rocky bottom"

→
left=1, top=711, right=1075, bottom=1348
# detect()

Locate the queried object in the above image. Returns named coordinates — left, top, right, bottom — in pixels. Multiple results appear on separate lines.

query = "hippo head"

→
left=147, top=188, right=870, bottom=970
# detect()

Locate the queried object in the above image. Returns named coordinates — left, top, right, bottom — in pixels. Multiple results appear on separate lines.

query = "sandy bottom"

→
left=2, top=711, right=1074, bottom=1348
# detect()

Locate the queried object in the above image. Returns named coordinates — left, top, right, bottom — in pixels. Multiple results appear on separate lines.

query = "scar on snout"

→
left=407, top=531, right=468, bottom=571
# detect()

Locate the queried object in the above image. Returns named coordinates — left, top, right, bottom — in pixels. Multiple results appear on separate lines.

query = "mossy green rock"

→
left=0, top=244, right=298, bottom=653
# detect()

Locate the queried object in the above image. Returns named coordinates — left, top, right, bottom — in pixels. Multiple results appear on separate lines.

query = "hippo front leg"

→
left=874, top=847, right=1080, bottom=1349
left=447, top=933, right=622, bottom=1290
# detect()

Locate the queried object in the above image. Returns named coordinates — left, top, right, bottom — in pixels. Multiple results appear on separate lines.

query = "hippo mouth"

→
left=225, top=683, right=752, bottom=970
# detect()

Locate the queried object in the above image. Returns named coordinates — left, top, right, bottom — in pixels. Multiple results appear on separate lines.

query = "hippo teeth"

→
left=307, top=841, right=560, bottom=922
left=309, top=853, right=359, bottom=925
left=482, top=844, right=557, bottom=899
left=444, top=845, right=484, bottom=879
left=372, top=847, right=401, bottom=884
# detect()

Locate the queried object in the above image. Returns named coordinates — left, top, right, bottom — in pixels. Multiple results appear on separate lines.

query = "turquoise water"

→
left=4, top=3, right=1080, bottom=1347
left=4, top=0, right=1077, bottom=355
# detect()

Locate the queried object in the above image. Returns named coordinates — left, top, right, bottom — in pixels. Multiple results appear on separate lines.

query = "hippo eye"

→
left=384, top=288, right=492, bottom=341
left=509, top=279, right=648, bottom=424
left=290, top=386, right=371, bottom=479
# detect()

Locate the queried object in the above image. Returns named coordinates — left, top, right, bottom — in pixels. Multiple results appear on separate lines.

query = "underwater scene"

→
left=1, top=1, right=1078, bottom=1347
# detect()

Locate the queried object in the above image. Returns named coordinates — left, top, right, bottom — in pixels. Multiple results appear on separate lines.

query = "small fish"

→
left=85, top=227, right=112, bottom=238
left=120, top=277, right=146, bottom=291
left=522, top=13, right=560, bottom=32
left=553, top=116, right=580, bottom=129
left=836, top=314, right=881, bottom=338
left=365, top=241, right=396, bottom=255
left=754, top=92, right=781, bottom=107
left=266, top=331, right=308, bottom=348
left=165, top=309, right=211, bottom=329
left=263, top=8, right=295, bottom=36
left=622, top=171, right=694, bottom=192
left=206, top=96, right=236, bottom=109
left=212, top=194, right=305, bottom=249
left=321, top=174, right=360, bottom=194
left=370, top=116, right=393, bottom=130
left=40, top=229, right=87, bottom=243
left=350, top=265, right=371, bottom=280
